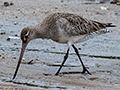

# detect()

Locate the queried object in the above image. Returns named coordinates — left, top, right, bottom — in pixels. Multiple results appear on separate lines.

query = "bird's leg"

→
left=55, top=48, right=70, bottom=75
left=72, top=45, right=91, bottom=75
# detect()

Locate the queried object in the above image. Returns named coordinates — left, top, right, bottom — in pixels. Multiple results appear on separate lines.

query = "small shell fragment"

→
left=22, top=58, right=25, bottom=61
left=96, top=63, right=101, bottom=67
left=100, top=6, right=109, bottom=10
left=6, top=38, right=10, bottom=41
left=117, top=2, right=120, bottom=5
left=8, top=36, right=19, bottom=39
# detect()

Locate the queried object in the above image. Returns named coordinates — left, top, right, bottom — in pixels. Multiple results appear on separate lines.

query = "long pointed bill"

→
left=12, top=42, right=27, bottom=80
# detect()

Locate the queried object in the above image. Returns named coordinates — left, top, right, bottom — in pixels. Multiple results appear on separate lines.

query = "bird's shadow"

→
left=43, top=71, right=88, bottom=76
left=21, top=60, right=34, bottom=65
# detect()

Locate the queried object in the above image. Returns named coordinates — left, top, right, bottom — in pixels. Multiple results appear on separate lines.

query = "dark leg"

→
left=55, top=48, right=70, bottom=75
left=72, top=45, right=91, bottom=75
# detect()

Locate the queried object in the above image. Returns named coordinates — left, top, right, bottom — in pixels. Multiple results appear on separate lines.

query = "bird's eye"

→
left=23, top=31, right=29, bottom=43
left=25, top=35, right=28, bottom=38
left=25, top=31, right=30, bottom=38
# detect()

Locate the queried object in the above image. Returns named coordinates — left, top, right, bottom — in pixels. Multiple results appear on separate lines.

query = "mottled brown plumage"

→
left=13, top=12, right=115, bottom=79
left=20, top=13, right=114, bottom=44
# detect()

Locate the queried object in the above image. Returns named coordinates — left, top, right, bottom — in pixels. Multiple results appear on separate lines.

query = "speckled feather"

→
left=41, top=13, right=107, bottom=34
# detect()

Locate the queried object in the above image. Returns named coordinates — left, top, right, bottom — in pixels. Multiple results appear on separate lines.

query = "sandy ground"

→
left=0, top=0, right=120, bottom=90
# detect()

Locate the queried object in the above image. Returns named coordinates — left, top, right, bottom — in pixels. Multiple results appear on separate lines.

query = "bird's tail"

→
left=105, top=23, right=116, bottom=27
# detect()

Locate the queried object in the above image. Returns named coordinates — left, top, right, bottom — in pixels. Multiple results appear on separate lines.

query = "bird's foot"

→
left=55, top=72, right=59, bottom=76
left=82, top=66, right=91, bottom=75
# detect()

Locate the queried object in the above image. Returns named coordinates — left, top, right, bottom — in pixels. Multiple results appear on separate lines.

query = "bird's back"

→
left=39, top=13, right=112, bottom=43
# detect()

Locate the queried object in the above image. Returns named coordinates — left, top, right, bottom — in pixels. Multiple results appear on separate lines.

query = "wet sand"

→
left=0, top=0, right=120, bottom=90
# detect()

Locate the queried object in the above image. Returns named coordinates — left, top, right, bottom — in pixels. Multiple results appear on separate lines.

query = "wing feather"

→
left=64, top=15, right=106, bottom=35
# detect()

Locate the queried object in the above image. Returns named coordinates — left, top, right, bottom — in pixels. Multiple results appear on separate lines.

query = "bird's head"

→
left=13, top=26, right=35, bottom=79
left=20, top=27, right=35, bottom=44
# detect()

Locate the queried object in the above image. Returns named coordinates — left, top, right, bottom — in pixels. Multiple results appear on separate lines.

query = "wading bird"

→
left=13, top=13, right=115, bottom=79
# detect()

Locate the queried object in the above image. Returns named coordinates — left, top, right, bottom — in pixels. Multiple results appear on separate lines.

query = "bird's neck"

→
left=32, top=24, right=49, bottom=39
